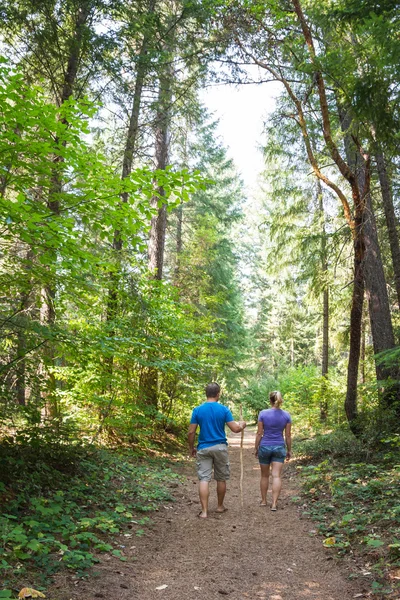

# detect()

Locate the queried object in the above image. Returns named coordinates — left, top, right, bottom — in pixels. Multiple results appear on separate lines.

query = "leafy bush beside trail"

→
left=295, top=432, right=400, bottom=597
left=0, top=437, right=180, bottom=589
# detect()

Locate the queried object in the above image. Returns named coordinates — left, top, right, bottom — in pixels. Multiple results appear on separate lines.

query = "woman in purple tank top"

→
left=254, top=391, right=292, bottom=510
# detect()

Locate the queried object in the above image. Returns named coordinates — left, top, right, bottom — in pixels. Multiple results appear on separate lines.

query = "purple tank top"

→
left=258, top=408, right=291, bottom=446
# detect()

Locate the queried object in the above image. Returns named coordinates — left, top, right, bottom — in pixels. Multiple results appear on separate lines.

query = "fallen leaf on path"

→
left=323, top=536, right=336, bottom=547
left=18, top=589, right=46, bottom=599
left=155, top=585, right=168, bottom=591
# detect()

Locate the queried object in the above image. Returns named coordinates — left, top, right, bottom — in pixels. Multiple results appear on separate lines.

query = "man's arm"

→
left=285, top=422, right=292, bottom=460
left=188, top=423, right=198, bottom=457
left=254, top=421, right=263, bottom=456
left=226, top=420, right=247, bottom=434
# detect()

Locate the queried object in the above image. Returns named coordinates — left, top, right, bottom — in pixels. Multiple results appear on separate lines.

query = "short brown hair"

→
left=205, top=382, right=220, bottom=398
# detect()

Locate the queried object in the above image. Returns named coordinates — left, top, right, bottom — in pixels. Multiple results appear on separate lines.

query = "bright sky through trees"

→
left=200, top=79, right=282, bottom=191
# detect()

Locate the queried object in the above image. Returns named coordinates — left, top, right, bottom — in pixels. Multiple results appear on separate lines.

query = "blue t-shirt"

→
left=190, top=402, right=234, bottom=449
left=258, top=408, right=291, bottom=446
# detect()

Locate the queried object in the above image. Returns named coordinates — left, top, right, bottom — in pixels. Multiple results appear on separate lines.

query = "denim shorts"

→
left=258, top=445, right=286, bottom=465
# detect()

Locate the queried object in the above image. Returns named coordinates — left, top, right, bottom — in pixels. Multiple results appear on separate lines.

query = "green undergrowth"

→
left=0, top=438, right=181, bottom=592
left=295, top=430, right=400, bottom=597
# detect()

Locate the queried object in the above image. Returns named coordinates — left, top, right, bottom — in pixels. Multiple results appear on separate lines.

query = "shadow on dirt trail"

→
left=49, top=426, right=367, bottom=600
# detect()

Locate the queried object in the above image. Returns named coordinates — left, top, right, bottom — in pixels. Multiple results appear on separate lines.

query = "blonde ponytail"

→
left=270, top=390, right=283, bottom=408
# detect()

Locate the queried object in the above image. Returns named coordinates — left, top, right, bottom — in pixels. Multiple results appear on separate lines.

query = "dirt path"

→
left=52, top=431, right=363, bottom=600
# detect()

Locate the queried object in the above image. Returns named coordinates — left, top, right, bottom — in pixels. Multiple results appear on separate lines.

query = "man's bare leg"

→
left=216, top=480, right=227, bottom=512
left=199, top=481, right=209, bottom=518
left=260, top=464, right=270, bottom=505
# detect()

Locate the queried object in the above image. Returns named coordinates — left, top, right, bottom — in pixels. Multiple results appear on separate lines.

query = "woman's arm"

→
left=285, top=422, right=292, bottom=460
left=254, top=421, right=263, bottom=456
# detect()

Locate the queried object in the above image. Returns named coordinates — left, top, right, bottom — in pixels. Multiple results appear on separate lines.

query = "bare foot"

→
left=259, top=501, right=267, bottom=506
left=198, top=511, right=207, bottom=518
left=216, top=506, right=228, bottom=513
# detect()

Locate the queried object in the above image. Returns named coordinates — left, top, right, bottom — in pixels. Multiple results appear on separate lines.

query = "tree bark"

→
left=16, top=249, right=35, bottom=406
left=16, top=331, right=27, bottom=406
left=345, top=220, right=365, bottom=429
left=374, top=148, right=400, bottom=309
left=322, top=289, right=329, bottom=377
left=40, top=284, right=58, bottom=417
left=362, top=176, right=396, bottom=363
left=40, top=2, right=92, bottom=417
left=318, top=181, right=329, bottom=377
left=360, top=303, right=366, bottom=385
left=113, top=0, right=156, bottom=253
left=105, top=4, right=155, bottom=386
left=337, top=105, right=398, bottom=393
left=175, top=201, right=183, bottom=280
left=148, top=65, right=173, bottom=280
left=141, top=52, right=174, bottom=408
left=319, top=183, right=329, bottom=421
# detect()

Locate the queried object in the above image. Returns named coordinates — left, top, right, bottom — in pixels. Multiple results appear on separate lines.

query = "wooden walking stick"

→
left=240, top=404, right=244, bottom=507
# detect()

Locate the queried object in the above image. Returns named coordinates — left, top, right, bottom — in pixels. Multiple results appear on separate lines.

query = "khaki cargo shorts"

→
left=196, top=443, right=230, bottom=482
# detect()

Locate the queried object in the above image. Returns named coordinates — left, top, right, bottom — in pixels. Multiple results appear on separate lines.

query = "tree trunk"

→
left=362, top=175, right=396, bottom=363
left=141, top=55, right=174, bottom=408
left=40, top=285, right=58, bottom=417
left=318, top=180, right=329, bottom=420
left=41, top=2, right=92, bottom=417
left=345, top=220, right=365, bottom=430
left=139, top=368, right=159, bottom=408
left=148, top=200, right=168, bottom=280
left=337, top=106, right=398, bottom=396
left=175, top=201, right=183, bottom=280
left=16, top=326, right=27, bottom=406
left=16, top=249, right=35, bottom=406
left=360, top=302, right=366, bottom=385
left=322, top=288, right=329, bottom=378
left=148, top=65, right=173, bottom=280
left=113, top=0, right=156, bottom=252
left=374, top=148, right=400, bottom=309
left=320, top=288, right=329, bottom=421
left=105, top=7, right=155, bottom=387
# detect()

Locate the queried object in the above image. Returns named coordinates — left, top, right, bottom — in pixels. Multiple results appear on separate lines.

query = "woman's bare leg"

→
left=271, top=461, right=284, bottom=509
left=260, top=464, right=270, bottom=505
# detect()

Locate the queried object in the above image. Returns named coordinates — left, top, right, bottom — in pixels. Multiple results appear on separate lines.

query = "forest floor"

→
left=46, top=428, right=375, bottom=600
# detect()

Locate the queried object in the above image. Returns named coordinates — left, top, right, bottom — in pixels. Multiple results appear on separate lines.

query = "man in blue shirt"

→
left=188, top=382, right=246, bottom=518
